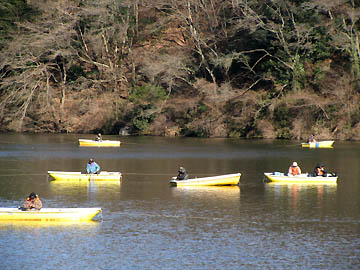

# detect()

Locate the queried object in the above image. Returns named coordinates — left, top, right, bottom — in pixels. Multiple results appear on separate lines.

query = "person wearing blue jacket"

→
left=86, top=158, right=100, bottom=174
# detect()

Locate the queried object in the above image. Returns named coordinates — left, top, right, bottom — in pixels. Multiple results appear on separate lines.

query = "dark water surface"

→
left=0, top=133, right=359, bottom=269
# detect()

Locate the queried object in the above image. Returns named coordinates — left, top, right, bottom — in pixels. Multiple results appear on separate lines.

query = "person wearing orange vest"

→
left=23, top=192, right=43, bottom=210
left=288, top=161, right=301, bottom=176
left=314, top=163, right=327, bottom=177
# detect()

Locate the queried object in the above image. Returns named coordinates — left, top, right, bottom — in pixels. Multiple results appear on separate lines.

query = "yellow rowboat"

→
left=0, top=208, right=102, bottom=221
left=0, top=220, right=100, bottom=228
left=170, top=173, right=241, bottom=186
left=48, top=171, right=122, bottom=181
left=78, top=139, right=121, bottom=147
left=301, top=140, right=334, bottom=148
left=264, top=172, right=338, bottom=184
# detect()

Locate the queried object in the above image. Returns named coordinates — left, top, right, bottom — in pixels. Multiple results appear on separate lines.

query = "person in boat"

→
left=174, top=166, right=189, bottom=180
left=95, top=133, right=102, bottom=141
left=314, top=163, right=327, bottom=177
left=288, top=161, right=302, bottom=176
left=308, top=134, right=316, bottom=143
left=86, top=158, right=100, bottom=174
left=23, top=192, right=42, bottom=210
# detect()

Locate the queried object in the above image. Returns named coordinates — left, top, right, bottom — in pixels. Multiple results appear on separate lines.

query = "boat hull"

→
left=0, top=208, right=102, bottom=221
left=170, top=173, right=241, bottom=186
left=48, top=171, right=121, bottom=181
left=79, top=139, right=121, bottom=147
left=264, top=173, right=338, bottom=184
left=301, top=140, right=334, bottom=148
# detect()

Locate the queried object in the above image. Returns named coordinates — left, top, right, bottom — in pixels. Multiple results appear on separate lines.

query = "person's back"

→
left=23, top=192, right=42, bottom=210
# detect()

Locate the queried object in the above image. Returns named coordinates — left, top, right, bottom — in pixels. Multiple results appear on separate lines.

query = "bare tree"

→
left=75, top=0, right=133, bottom=92
left=141, top=51, right=193, bottom=111
left=0, top=1, right=79, bottom=131
left=231, top=0, right=321, bottom=91
left=152, top=0, right=231, bottom=85
left=310, top=0, right=360, bottom=86
left=0, top=0, right=138, bottom=132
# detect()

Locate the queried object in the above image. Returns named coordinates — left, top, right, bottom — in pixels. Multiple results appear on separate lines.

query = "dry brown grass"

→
left=60, top=91, right=116, bottom=133
left=350, top=123, right=360, bottom=140
left=255, top=120, right=276, bottom=139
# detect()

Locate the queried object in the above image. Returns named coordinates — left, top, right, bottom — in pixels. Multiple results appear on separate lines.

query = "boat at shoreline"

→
left=0, top=207, right=102, bottom=221
left=169, top=173, right=241, bottom=186
left=264, top=172, right=338, bottom=184
left=78, top=139, right=121, bottom=147
left=48, top=171, right=122, bottom=181
left=301, top=140, right=334, bottom=148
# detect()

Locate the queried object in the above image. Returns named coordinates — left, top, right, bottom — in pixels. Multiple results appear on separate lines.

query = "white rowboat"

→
left=264, top=172, right=338, bottom=184
left=170, top=173, right=241, bottom=186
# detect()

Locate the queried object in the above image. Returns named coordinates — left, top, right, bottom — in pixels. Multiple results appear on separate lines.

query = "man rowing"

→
left=86, top=158, right=101, bottom=174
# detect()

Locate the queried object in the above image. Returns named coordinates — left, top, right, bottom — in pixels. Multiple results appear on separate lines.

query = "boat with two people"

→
left=264, top=172, right=338, bottom=184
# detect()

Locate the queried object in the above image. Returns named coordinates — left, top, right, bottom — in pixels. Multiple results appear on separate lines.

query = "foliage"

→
left=0, top=0, right=359, bottom=139
left=127, top=84, right=166, bottom=133
left=129, top=84, right=166, bottom=105
left=273, top=103, right=292, bottom=139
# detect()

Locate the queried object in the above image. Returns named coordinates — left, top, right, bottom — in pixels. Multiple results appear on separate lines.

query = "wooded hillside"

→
left=1, top=0, right=360, bottom=140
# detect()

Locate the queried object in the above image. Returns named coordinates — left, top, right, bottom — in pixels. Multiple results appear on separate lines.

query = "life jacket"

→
left=27, top=196, right=39, bottom=202
left=290, top=166, right=300, bottom=175
left=316, top=168, right=324, bottom=176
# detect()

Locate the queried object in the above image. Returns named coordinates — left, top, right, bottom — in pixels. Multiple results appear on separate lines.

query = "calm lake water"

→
left=0, top=133, right=359, bottom=270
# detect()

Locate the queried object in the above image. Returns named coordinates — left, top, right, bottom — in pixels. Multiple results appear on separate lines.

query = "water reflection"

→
left=265, top=182, right=337, bottom=192
left=170, top=186, right=240, bottom=210
left=264, top=183, right=337, bottom=214
left=49, top=180, right=121, bottom=192
left=0, top=134, right=359, bottom=270
left=170, top=185, right=240, bottom=199
left=49, top=181, right=121, bottom=202
left=0, top=219, right=100, bottom=229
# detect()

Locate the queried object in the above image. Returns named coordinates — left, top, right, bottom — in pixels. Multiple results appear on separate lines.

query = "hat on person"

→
left=317, top=163, right=324, bottom=168
left=292, top=162, right=298, bottom=167
left=179, top=167, right=185, bottom=172
left=89, top=158, right=94, bottom=163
